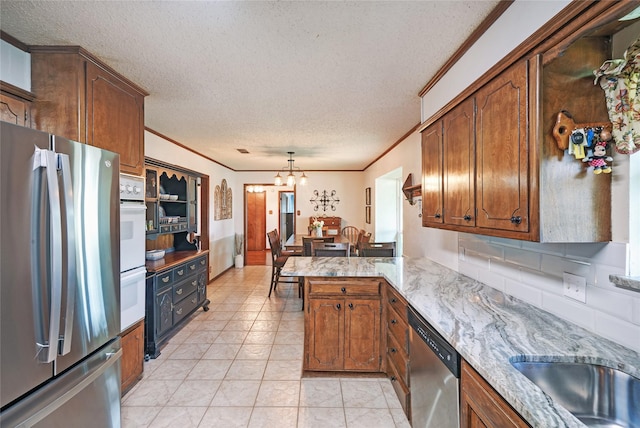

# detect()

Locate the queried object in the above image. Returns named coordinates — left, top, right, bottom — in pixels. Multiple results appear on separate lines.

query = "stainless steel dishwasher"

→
left=408, top=306, right=461, bottom=428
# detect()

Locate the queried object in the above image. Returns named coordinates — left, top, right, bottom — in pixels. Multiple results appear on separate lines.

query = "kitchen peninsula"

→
left=281, top=257, right=640, bottom=428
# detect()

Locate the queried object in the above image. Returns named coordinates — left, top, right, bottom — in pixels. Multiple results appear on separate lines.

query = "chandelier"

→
left=274, top=151, right=308, bottom=186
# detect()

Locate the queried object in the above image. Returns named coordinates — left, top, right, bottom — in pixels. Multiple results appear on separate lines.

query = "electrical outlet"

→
left=563, top=272, right=587, bottom=303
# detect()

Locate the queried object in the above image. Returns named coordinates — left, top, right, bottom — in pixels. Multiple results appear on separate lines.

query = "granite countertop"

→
left=281, top=256, right=640, bottom=428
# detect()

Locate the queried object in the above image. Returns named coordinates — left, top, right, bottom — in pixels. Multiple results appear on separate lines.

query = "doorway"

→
left=375, top=167, right=403, bottom=255
left=279, top=191, right=295, bottom=247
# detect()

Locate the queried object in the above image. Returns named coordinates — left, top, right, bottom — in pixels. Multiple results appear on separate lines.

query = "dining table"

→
left=284, top=233, right=351, bottom=252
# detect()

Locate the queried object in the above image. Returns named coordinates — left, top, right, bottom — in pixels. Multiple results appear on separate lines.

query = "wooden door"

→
left=344, top=298, right=381, bottom=371
left=443, top=98, right=475, bottom=227
left=421, top=121, right=444, bottom=225
left=120, top=320, right=144, bottom=395
left=246, top=190, right=266, bottom=251
left=475, top=60, right=529, bottom=232
left=306, top=299, right=344, bottom=371
left=85, top=61, right=145, bottom=176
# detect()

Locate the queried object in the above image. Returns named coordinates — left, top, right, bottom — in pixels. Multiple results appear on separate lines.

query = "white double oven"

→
left=119, top=174, right=146, bottom=332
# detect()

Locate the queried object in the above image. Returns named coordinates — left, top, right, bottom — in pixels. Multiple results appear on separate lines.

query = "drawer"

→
left=308, top=279, right=381, bottom=297
left=156, top=270, right=173, bottom=288
left=388, top=357, right=411, bottom=420
left=387, top=305, right=409, bottom=355
left=387, top=331, right=409, bottom=386
left=185, top=259, right=199, bottom=274
left=173, top=291, right=198, bottom=324
left=173, top=264, right=188, bottom=281
left=173, top=275, right=198, bottom=303
left=386, top=286, right=408, bottom=323
left=196, top=256, right=207, bottom=269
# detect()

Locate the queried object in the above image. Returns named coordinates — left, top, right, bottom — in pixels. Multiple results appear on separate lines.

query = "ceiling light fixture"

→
left=274, top=151, right=308, bottom=186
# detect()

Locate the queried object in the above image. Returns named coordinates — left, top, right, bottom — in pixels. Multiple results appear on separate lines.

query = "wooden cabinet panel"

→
left=85, top=62, right=145, bottom=176
left=120, top=320, right=144, bottom=395
left=0, top=92, right=30, bottom=126
left=443, top=98, right=475, bottom=227
left=421, top=120, right=444, bottom=225
left=460, top=360, right=530, bottom=428
left=306, top=299, right=344, bottom=371
left=344, top=299, right=381, bottom=371
left=475, top=60, right=529, bottom=232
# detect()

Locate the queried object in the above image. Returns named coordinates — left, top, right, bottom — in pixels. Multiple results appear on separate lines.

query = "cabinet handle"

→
left=336, top=303, right=341, bottom=310
left=176, top=308, right=183, bottom=315
left=176, top=288, right=183, bottom=295
left=162, top=276, right=169, bottom=283
left=434, top=213, right=442, bottom=219
left=190, top=265, right=195, bottom=270
left=390, top=376, right=397, bottom=382
left=390, top=298, right=397, bottom=303
left=340, top=287, right=346, bottom=293
left=510, top=216, right=522, bottom=225
left=191, top=280, right=197, bottom=286
left=464, top=215, right=472, bottom=222
left=391, top=319, right=397, bottom=324
left=191, top=297, right=197, bottom=304
left=177, top=269, right=184, bottom=276
left=200, top=260, right=206, bottom=266
left=390, top=347, right=397, bottom=354
left=348, top=303, right=354, bottom=309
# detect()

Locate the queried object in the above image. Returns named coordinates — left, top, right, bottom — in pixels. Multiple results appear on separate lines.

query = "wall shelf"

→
left=402, top=174, right=421, bottom=205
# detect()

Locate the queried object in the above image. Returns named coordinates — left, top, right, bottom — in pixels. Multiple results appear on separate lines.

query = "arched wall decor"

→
left=310, top=189, right=340, bottom=212
left=214, top=179, right=232, bottom=220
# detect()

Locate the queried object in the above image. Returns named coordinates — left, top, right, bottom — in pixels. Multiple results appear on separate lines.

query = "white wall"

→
left=0, top=40, right=31, bottom=90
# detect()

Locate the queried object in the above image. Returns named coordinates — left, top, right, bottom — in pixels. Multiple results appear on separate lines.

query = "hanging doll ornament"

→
left=593, top=36, right=640, bottom=155
left=582, top=141, right=613, bottom=174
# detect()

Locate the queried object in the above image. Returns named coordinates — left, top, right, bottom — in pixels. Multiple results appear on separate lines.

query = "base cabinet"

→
left=145, top=254, right=209, bottom=358
left=120, top=320, right=144, bottom=395
left=460, top=360, right=530, bottom=428
left=385, top=284, right=411, bottom=422
left=304, top=278, right=382, bottom=372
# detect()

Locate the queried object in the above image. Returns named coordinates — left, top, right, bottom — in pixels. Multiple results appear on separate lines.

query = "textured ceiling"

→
left=0, top=1, right=500, bottom=171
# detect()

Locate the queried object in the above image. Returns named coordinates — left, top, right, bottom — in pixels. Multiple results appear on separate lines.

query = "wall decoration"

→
left=214, top=179, right=232, bottom=220
left=365, top=187, right=371, bottom=205
left=310, top=189, right=340, bottom=212
left=365, top=206, right=371, bottom=224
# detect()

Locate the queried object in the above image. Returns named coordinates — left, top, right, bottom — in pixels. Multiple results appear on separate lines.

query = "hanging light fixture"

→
left=274, top=152, right=308, bottom=186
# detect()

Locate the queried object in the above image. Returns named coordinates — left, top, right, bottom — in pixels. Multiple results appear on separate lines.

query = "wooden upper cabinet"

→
left=85, top=62, right=145, bottom=176
left=443, top=98, right=475, bottom=227
left=421, top=120, right=444, bottom=225
left=475, top=60, right=529, bottom=233
left=0, top=82, right=34, bottom=127
left=31, top=47, right=147, bottom=176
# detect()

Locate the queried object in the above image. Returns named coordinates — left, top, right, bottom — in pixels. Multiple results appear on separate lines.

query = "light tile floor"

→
left=122, top=266, right=410, bottom=428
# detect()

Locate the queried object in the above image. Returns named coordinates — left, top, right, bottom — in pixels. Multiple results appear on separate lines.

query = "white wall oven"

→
left=119, top=174, right=146, bottom=332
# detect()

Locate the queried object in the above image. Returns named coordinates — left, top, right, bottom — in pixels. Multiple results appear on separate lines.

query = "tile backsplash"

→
left=458, top=234, right=640, bottom=353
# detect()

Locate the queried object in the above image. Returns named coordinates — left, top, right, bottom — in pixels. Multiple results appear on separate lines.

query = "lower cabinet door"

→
left=120, top=320, right=144, bottom=395
left=156, top=288, right=173, bottom=337
left=306, top=299, right=344, bottom=371
left=344, top=298, right=381, bottom=371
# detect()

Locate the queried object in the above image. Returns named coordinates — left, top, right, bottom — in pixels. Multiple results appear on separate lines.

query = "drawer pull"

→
left=390, top=298, right=397, bottom=303
left=390, top=376, right=397, bottom=382
left=191, top=297, right=197, bottom=304
left=434, top=213, right=442, bottom=219
left=162, top=276, right=169, bottom=283
left=336, top=303, right=341, bottom=310
left=177, top=269, right=184, bottom=276
left=464, top=215, right=472, bottom=222
left=176, top=308, right=183, bottom=315
left=390, top=347, right=397, bottom=354
left=200, top=260, right=206, bottom=265
left=176, top=288, right=183, bottom=295
left=391, top=319, right=397, bottom=324
left=191, top=280, right=197, bottom=286
left=190, top=265, right=195, bottom=270
left=341, top=287, right=346, bottom=293
left=348, top=303, right=353, bottom=309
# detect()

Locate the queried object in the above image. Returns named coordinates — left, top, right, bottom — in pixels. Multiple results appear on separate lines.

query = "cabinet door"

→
left=421, top=121, right=444, bottom=225
left=0, top=92, right=30, bottom=126
left=344, top=299, right=381, bottom=371
left=156, top=288, right=173, bottom=337
left=120, top=320, right=144, bottom=395
left=443, top=98, right=475, bottom=227
left=188, top=175, right=198, bottom=232
left=85, top=61, right=145, bottom=176
left=306, top=299, right=344, bottom=371
left=475, top=60, right=529, bottom=232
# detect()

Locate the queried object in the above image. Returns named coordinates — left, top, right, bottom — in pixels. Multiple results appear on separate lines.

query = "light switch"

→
left=563, top=272, right=587, bottom=303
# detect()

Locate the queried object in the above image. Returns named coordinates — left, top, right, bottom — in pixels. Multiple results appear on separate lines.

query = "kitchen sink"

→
left=510, top=360, right=639, bottom=428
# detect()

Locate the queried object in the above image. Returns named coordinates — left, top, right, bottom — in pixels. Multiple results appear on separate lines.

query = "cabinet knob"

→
left=391, top=319, right=397, bottom=324
left=390, top=347, right=397, bottom=354
left=341, top=287, right=346, bottom=293
left=464, top=215, right=472, bottom=222
left=434, top=213, right=442, bottom=219
left=390, top=376, right=397, bottom=382
left=348, top=303, right=354, bottom=309
left=390, top=298, right=397, bottom=303
left=510, top=216, right=522, bottom=225
left=336, top=303, right=341, bottom=310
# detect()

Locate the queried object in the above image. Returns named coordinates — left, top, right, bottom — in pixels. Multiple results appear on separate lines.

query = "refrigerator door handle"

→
left=32, top=148, right=63, bottom=364
left=57, top=153, right=76, bottom=356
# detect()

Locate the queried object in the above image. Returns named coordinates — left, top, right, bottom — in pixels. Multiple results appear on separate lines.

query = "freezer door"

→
left=0, top=123, right=56, bottom=408
left=52, top=137, right=121, bottom=375
left=0, top=338, right=122, bottom=428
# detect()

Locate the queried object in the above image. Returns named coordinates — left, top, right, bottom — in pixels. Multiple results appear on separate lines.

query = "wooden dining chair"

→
left=312, top=242, right=350, bottom=257
left=356, top=230, right=372, bottom=254
left=341, top=226, right=360, bottom=255
left=302, top=236, right=334, bottom=256
left=359, top=242, right=396, bottom=257
left=267, top=230, right=301, bottom=303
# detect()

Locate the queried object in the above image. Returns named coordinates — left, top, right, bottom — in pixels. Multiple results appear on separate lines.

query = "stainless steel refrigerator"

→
left=0, top=122, right=122, bottom=427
